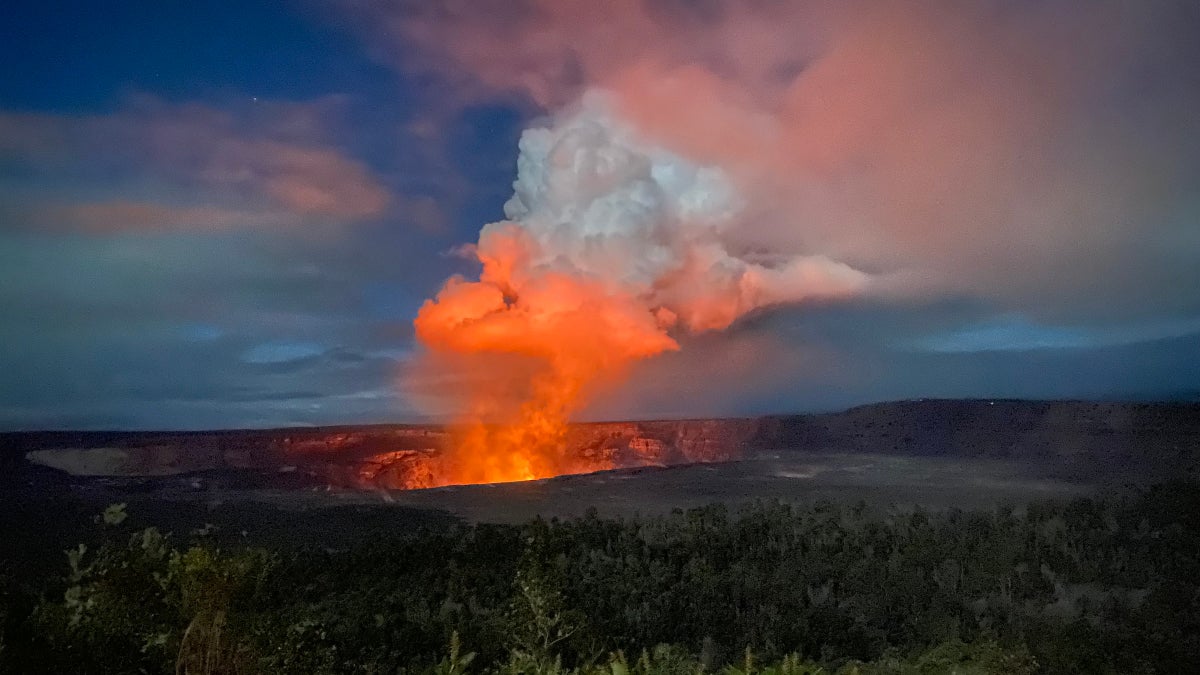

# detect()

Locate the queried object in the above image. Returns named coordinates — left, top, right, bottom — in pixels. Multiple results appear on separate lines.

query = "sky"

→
left=0, top=0, right=1198, bottom=430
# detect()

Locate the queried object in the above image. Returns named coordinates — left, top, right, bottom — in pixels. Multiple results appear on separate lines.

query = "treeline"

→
left=1, top=483, right=1198, bottom=673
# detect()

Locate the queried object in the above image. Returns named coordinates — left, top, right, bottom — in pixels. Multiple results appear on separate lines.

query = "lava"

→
left=412, top=225, right=678, bottom=487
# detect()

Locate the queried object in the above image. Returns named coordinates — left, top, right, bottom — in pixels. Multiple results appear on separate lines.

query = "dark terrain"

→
left=3, top=399, right=1200, bottom=673
left=2, top=399, right=1197, bottom=535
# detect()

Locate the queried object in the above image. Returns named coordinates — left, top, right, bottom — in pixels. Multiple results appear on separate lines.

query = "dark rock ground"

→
left=1, top=399, right=1197, bottom=567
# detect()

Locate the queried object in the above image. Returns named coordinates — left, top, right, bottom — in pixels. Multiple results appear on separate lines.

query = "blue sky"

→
left=1, top=0, right=1197, bottom=429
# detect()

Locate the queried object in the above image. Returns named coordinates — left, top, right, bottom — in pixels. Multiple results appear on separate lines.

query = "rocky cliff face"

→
left=760, top=400, right=1200, bottom=463
left=12, top=400, right=1199, bottom=488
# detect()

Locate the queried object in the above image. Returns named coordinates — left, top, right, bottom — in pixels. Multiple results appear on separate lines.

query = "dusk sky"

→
left=2, top=0, right=1198, bottom=430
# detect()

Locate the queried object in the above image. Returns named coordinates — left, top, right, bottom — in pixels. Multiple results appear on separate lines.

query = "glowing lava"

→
left=413, top=224, right=678, bottom=486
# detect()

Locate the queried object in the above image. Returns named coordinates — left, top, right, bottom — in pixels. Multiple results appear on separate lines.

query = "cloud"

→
left=0, top=230, right=418, bottom=429
left=20, top=201, right=287, bottom=232
left=346, top=0, right=1200, bottom=322
left=241, top=341, right=327, bottom=364
left=907, top=314, right=1200, bottom=353
left=391, top=193, right=447, bottom=233
left=0, top=95, right=392, bottom=229
left=582, top=301, right=1200, bottom=419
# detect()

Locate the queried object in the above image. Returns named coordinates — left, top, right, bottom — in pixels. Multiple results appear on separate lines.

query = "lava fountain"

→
left=406, top=93, right=868, bottom=488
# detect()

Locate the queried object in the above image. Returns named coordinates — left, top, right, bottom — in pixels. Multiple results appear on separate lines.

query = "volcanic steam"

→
left=411, top=94, right=868, bottom=487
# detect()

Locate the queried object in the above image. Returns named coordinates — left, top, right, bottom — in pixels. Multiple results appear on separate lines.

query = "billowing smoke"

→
left=367, top=0, right=1200, bottom=481
left=411, top=94, right=867, bottom=485
left=362, top=0, right=1200, bottom=318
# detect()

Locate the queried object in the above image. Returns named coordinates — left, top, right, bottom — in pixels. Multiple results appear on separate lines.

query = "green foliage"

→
left=0, top=574, right=8, bottom=667
left=30, top=512, right=276, bottom=673
left=850, top=639, right=1036, bottom=675
left=4, top=483, right=1198, bottom=673
left=427, top=637, right=1028, bottom=675
left=97, top=502, right=129, bottom=527
left=505, top=528, right=589, bottom=672
left=433, top=631, right=477, bottom=675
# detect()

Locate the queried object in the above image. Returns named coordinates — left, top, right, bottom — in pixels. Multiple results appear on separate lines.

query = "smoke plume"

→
left=412, top=94, right=867, bottom=485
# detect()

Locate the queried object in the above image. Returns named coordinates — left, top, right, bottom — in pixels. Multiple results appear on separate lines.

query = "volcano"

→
left=10, top=399, right=1199, bottom=498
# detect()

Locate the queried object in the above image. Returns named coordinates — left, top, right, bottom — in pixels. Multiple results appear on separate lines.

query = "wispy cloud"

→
left=906, top=315, right=1200, bottom=353
left=241, top=341, right=326, bottom=364
left=0, top=95, right=392, bottom=230
left=19, top=201, right=287, bottom=232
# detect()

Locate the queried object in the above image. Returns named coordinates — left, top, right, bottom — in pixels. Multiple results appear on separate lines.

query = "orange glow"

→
left=411, top=225, right=678, bottom=487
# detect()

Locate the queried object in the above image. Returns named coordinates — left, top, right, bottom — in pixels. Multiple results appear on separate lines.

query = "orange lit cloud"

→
left=0, top=96, right=392, bottom=229
left=25, top=201, right=285, bottom=232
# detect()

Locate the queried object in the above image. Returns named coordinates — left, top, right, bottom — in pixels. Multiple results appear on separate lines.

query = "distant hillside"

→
left=759, top=399, right=1200, bottom=460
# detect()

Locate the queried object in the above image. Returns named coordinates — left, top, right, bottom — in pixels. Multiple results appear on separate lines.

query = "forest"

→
left=1, top=482, right=1197, bottom=674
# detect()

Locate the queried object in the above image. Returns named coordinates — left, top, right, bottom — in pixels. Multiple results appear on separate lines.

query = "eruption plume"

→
left=411, top=94, right=868, bottom=486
